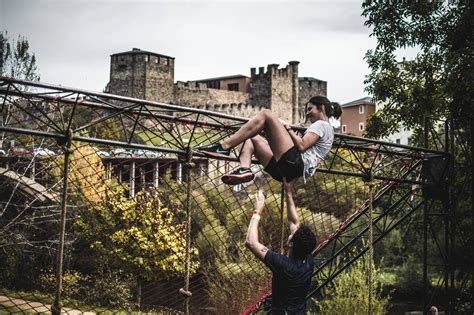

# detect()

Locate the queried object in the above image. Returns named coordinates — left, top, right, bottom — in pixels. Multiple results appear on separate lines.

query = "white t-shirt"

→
left=301, top=120, right=334, bottom=181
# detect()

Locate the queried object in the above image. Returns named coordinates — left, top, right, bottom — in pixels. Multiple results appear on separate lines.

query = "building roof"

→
left=111, top=48, right=174, bottom=59
left=341, top=97, right=374, bottom=108
left=299, top=77, right=326, bottom=83
left=194, top=74, right=249, bottom=82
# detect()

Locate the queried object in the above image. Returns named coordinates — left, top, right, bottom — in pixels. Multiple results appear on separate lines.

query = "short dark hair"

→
left=292, top=224, right=317, bottom=260
left=307, top=96, right=342, bottom=119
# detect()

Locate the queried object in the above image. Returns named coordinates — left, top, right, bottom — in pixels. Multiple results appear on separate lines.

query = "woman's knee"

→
left=250, top=135, right=265, bottom=146
left=259, top=109, right=273, bottom=118
left=258, top=109, right=278, bottom=122
left=242, top=138, right=255, bottom=150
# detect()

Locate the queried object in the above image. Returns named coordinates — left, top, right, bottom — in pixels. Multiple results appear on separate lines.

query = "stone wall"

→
left=174, top=81, right=250, bottom=107
left=192, top=102, right=264, bottom=119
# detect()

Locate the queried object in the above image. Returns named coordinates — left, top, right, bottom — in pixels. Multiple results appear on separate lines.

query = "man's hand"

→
left=246, top=189, right=269, bottom=261
left=254, top=190, right=265, bottom=215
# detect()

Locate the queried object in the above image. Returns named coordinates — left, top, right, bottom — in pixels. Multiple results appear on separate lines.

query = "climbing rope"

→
left=179, top=148, right=194, bottom=314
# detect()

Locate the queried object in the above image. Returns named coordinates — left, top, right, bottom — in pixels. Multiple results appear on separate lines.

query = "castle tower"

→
left=109, top=48, right=175, bottom=103
left=250, top=62, right=299, bottom=124
left=289, top=61, right=299, bottom=124
left=298, top=77, right=327, bottom=122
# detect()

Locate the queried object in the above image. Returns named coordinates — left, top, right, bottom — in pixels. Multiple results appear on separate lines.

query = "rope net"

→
left=0, top=78, right=444, bottom=313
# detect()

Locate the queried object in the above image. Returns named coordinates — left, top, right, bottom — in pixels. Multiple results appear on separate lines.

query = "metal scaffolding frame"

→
left=0, top=76, right=470, bottom=314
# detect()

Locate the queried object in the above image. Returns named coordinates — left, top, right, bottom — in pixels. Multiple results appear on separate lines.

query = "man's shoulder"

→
left=264, top=250, right=292, bottom=269
left=264, top=250, right=286, bottom=263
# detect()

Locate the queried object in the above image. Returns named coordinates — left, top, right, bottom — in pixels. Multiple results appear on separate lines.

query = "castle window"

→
left=228, top=83, right=239, bottom=91
left=144, top=55, right=148, bottom=62
left=359, top=122, right=365, bottom=131
left=359, top=104, right=364, bottom=114
left=342, top=125, right=347, bottom=133
left=155, top=57, right=159, bottom=64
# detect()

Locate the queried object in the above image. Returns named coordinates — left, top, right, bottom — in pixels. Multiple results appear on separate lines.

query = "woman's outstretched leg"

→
left=222, top=136, right=274, bottom=185
left=200, top=109, right=293, bottom=160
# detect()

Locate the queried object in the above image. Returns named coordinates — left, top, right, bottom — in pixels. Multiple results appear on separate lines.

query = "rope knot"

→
left=179, top=148, right=195, bottom=168
left=56, top=129, right=74, bottom=153
left=179, top=288, right=192, bottom=297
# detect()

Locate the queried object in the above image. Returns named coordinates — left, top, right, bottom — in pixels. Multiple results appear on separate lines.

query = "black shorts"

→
left=264, top=147, right=304, bottom=182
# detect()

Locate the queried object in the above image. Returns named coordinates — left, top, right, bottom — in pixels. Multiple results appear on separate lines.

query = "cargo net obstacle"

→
left=0, top=77, right=447, bottom=314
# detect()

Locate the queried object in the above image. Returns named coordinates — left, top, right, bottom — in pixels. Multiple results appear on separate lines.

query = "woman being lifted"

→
left=199, top=96, right=341, bottom=186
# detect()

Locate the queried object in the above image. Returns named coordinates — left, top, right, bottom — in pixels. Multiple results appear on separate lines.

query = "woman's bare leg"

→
left=222, top=109, right=293, bottom=160
left=239, top=136, right=274, bottom=168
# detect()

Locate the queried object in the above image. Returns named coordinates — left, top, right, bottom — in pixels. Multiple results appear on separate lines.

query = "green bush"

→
left=80, top=270, right=135, bottom=309
left=37, top=269, right=135, bottom=309
left=311, top=256, right=390, bottom=314
left=391, top=255, right=424, bottom=298
left=38, top=271, right=85, bottom=297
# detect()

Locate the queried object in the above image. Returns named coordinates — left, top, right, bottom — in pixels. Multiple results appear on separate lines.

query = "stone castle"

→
left=107, top=48, right=327, bottom=124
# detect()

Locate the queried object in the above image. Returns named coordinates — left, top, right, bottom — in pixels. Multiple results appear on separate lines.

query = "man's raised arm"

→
left=245, top=190, right=269, bottom=261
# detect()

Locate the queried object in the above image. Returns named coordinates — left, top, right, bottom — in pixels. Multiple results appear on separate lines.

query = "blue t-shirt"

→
left=264, top=250, right=314, bottom=314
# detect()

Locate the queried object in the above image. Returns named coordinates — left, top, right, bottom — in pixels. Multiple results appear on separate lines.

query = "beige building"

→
left=340, top=97, right=375, bottom=137
left=194, top=75, right=251, bottom=93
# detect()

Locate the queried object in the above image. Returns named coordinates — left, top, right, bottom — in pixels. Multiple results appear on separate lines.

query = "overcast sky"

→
left=2, top=0, right=379, bottom=104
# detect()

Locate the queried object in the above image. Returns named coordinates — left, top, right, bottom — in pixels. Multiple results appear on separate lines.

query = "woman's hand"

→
left=279, top=119, right=290, bottom=129
left=283, top=178, right=296, bottom=193
left=254, top=190, right=265, bottom=215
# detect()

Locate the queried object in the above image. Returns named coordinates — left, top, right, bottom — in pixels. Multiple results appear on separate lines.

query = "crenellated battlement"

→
left=188, top=102, right=264, bottom=119
left=250, top=62, right=297, bottom=79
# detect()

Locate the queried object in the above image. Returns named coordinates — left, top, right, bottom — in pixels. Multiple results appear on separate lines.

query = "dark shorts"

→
left=264, top=147, right=304, bottom=182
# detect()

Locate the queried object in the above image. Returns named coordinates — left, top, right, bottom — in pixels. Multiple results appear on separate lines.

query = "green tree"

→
left=362, top=1, right=473, bottom=311
left=67, top=143, right=199, bottom=280
left=0, top=31, right=40, bottom=81
left=362, top=0, right=473, bottom=139
left=1, top=31, right=40, bottom=147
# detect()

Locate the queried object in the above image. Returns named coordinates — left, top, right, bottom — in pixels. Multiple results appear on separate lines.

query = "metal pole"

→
left=367, top=174, right=374, bottom=315
left=423, top=117, right=429, bottom=313
left=470, top=115, right=474, bottom=315
left=448, top=119, right=455, bottom=315
left=52, top=130, right=72, bottom=315
left=444, top=120, right=450, bottom=314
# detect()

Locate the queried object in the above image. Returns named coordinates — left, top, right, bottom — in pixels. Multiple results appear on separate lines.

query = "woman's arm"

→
left=284, top=180, right=300, bottom=234
left=285, top=125, right=320, bottom=152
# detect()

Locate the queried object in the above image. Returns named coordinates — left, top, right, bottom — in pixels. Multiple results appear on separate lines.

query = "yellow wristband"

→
left=252, top=214, right=261, bottom=220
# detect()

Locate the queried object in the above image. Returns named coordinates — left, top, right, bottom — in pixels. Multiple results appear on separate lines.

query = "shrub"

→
left=311, top=255, right=390, bottom=314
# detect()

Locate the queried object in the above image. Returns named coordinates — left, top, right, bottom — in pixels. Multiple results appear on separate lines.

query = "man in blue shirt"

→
left=245, top=181, right=317, bottom=314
